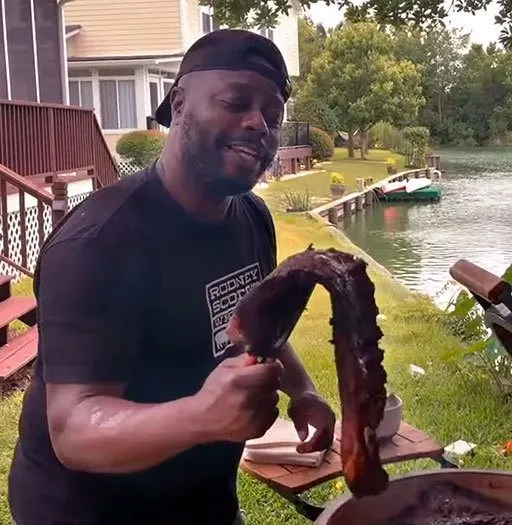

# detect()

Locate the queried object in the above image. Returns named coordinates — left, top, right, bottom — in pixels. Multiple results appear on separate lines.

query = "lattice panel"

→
left=69, top=191, right=92, bottom=209
left=0, top=203, right=52, bottom=280
left=0, top=191, right=92, bottom=281
left=116, top=158, right=140, bottom=178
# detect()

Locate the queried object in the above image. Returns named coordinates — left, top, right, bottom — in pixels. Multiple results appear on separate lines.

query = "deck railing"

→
left=0, top=99, right=119, bottom=188
left=0, top=163, right=73, bottom=278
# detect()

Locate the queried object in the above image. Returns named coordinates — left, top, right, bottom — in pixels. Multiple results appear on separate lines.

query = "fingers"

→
left=251, top=405, right=280, bottom=439
left=289, top=404, right=309, bottom=442
left=233, top=360, right=284, bottom=390
left=297, top=425, right=333, bottom=454
left=222, top=353, right=252, bottom=368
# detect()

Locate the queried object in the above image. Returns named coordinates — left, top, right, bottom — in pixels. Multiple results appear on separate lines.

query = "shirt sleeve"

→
left=36, top=235, right=150, bottom=385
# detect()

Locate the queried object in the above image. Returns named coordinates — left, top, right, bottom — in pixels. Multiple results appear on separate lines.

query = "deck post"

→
left=327, top=207, right=338, bottom=227
left=51, top=179, right=69, bottom=227
left=356, top=195, right=364, bottom=211
left=365, top=190, right=374, bottom=206
left=343, top=200, right=352, bottom=217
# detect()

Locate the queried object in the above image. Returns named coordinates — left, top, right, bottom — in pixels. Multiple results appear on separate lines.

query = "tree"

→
left=290, top=89, right=340, bottom=135
left=303, top=22, right=424, bottom=158
left=392, top=26, right=470, bottom=143
left=442, top=44, right=512, bottom=145
left=297, top=17, right=327, bottom=88
left=199, top=0, right=512, bottom=48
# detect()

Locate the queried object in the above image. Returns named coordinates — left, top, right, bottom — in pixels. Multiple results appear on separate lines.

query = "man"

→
left=8, top=29, right=335, bottom=525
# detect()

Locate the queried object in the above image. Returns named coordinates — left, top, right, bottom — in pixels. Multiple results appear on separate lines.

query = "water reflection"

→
left=341, top=148, right=512, bottom=306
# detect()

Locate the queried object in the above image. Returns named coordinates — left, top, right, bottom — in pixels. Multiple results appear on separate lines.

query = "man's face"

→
left=174, top=69, right=284, bottom=196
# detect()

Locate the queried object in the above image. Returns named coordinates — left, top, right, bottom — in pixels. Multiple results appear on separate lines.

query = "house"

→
left=62, top=0, right=301, bottom=155
left=0, top=0, right=67, bottom=103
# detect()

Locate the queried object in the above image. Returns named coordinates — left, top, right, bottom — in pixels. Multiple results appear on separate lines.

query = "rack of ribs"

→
left=226, top=245, right=389, bottom=497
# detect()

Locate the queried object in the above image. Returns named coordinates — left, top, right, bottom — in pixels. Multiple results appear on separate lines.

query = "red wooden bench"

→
left=240, top=420, right=451, bottom=521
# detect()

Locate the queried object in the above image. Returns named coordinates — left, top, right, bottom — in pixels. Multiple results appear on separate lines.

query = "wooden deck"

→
left=240, top=420, right=445, bottom=496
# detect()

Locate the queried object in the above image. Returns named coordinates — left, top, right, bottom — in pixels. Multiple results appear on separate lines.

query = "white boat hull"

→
left=406, top=177, right=431, bottom=193
left=381, top=180, right=406, bottom=194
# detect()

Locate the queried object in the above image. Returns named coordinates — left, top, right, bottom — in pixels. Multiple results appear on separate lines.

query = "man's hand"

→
left=287, top=391, right=336, bottom=454
left=197, top=354, right=283, bottom=444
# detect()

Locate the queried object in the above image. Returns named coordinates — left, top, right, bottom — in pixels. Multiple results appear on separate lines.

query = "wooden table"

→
left=240, top=421, right=453, bottom=521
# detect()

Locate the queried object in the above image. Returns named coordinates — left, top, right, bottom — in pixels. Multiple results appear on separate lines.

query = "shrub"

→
left=309, top=127, right=334, bottom=161
left=370, top=122, right=407, bottom=154
left=282, top=189, right=311, bottom=212
left=116, top=130, right=166, bottom=169
left=403, top=126, right=430, bottom=168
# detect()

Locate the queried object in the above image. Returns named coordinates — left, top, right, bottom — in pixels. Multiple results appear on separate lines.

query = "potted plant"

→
left=386, top=157, right=397, bottom=174
left=330, top=172, right=346, bottom=198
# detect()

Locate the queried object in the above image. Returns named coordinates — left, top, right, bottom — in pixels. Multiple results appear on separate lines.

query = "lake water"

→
left=341, top=148, right=512, bottom=307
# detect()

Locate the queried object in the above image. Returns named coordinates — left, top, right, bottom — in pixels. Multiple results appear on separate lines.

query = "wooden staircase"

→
left=0, top=275, right=37, bottom=382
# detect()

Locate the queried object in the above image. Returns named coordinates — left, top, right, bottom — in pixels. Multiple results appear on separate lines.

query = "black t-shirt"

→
left=8, top=164, right=277, bottom=525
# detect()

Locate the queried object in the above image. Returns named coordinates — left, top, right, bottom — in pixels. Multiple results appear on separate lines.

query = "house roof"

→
left=68, top=53, right=184, bottom=63
left=67, top=53, right=185, bottom=70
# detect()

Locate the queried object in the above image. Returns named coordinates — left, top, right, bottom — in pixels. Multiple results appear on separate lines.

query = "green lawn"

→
left=1, top=149, right=511, bottom=525
left=263, top=148, right=405, bottom=212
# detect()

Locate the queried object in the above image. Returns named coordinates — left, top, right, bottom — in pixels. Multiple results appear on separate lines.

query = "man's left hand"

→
left=287, top=391, right=336, bottom=454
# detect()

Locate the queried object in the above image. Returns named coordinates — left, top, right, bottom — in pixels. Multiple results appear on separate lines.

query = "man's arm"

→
left=278, top=341, right=318, bottom=398
left=39, top=235, right=215, bottom=474
left=47, top=383, right=211, bottom=474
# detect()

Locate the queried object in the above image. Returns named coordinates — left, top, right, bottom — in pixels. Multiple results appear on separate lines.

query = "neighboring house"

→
left=0, top=0, right=67, bottom=103
left=63, top=0, right=301, bottom=155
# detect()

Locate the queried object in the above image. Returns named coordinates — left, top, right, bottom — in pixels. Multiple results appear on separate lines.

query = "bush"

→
left=282, top=189, right=311, bottom=212
left=116, top=130, right=166, bottom=169
left=370, top=122, right=407, bottom=154
left=309, top=127, right=334, bottom=161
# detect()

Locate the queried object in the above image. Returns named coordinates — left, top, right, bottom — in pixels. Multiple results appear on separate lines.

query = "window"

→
left=149, top=81, right=160, bottom=116
left=99, top=79, right=137, bottom=130
left=201, top=7, right=219, bottom=34
left=68, top=80, right=94, bottom=108
left=260, top=28, right=274, bottom=41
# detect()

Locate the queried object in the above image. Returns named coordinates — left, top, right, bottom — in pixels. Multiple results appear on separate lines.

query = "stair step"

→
left=0, top=325, right=38, bottom=380
left=0, top=275, right=13, bottom=302
left=0, top=275, right=13, bottom=287
left=0, top=296, right=37, bottom=330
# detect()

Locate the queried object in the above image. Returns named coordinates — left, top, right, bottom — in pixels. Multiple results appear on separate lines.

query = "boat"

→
left=382, top=186, right=442, bottom=202
left=406, top=177, right=431, bottom=193
left=381, top=180, right=406, bottom=194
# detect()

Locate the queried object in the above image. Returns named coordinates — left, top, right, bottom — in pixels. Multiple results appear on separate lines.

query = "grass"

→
left=263, top=148, right=405, bottom=212
left=1, top=149, right=511, bottom=524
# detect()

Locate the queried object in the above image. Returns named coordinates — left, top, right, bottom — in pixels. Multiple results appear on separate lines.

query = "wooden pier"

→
left=311, top=167, right=437, bottom=227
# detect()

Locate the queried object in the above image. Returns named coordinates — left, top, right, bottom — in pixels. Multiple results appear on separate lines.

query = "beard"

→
left=180, top=112, right=275, bottom=197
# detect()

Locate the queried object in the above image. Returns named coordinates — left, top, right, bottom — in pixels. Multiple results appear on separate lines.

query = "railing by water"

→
left=310, top=168, right=433, bottom=226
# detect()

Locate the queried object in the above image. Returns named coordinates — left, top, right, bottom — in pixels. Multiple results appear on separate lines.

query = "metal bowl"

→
left=315, top=469, right=512, bottom=525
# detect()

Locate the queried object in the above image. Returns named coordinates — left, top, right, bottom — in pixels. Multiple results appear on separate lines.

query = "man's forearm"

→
left=50, top=392, right=211, bottom=475
left=279, top=342, right=317, bottom=398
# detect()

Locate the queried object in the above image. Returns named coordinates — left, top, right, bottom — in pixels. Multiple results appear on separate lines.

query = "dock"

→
left=310, top=166, right=442, bottom=227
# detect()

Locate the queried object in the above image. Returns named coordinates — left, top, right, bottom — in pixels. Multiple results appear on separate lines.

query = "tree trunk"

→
left=347, top=131, right=355, bottom=158
left=359, top=131, right=368, bottom=160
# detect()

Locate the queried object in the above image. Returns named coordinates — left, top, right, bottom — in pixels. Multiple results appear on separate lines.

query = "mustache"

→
left=216, top=132, right=274, bottom=158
